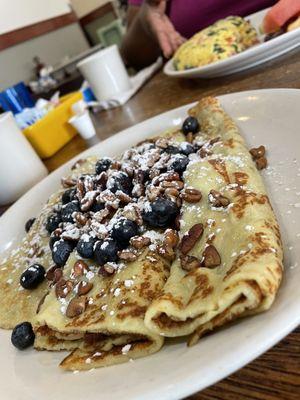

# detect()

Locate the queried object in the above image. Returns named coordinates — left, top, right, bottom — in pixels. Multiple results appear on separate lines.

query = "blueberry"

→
left=62, top=188, right=77, bottom=205
left=107, top=172, right=132, bottom=195
left=90, top=202, right=104, bottom=213
left=77, top=235, right=97, bottom=259
left=49, top=232, right=60, bottom=250
left=179, top=142, right=195, bottom=156
left=168, top=155, right=189, bottom=175
left=94, top=239, right=119, bottom=265
left=181, top=116, right=200, bottom=135
left=20, top=264, right=45, bottom=290
left=25, top=218, right=36, bottom=233
left=61, top=201, right=80, bottom=223
left=111, top=218, right=139, bottom=248
left=165, top=145, right=180, bottom=155
left=142, top=198, right=179, bottom=229
left=52, top=239, right=74, bottom=267
left=95, top=158, right=112, bottom=174
left=45, top=212, right=62, bottom=233
left=11, top=322, right=35, bottom=350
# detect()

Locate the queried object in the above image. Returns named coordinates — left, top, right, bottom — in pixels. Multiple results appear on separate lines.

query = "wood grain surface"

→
left=0, top=12, right=78, bottom=51
left=4, top=48, right=300, bottom=398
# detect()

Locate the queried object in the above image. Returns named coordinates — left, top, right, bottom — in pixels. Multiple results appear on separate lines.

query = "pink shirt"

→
left=129, top=0, right=275, bottom=38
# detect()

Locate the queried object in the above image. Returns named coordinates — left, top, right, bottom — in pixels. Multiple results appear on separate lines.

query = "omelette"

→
left=173, top=16, right=259, bottom=70
left=0, top=97, right=283, bottom=371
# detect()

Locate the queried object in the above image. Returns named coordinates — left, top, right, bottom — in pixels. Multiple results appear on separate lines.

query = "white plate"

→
left=164, top=8, right=300, bottom=78
left=1, top=89, right=300, bottom=400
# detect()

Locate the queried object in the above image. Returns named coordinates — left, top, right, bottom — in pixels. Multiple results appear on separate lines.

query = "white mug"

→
left=77, top=45, right=132, bottom=101
left=0, top=112, right=48, bottom=205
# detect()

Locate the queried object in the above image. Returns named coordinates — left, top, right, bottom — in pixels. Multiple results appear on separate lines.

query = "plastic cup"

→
left=68, top=111, right=96, bottom=140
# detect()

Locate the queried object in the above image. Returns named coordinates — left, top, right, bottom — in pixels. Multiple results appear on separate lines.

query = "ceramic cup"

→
left=0, top=112, right=48, bottom=205
left=77, top=45, right=132, bottom=101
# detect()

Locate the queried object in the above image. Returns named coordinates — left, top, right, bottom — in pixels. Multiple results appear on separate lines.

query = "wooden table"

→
left=4, top=49, right=300, bottom=398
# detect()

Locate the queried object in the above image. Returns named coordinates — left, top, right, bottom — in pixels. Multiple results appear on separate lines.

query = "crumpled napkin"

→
left=88, top=57, right=163, bottom=111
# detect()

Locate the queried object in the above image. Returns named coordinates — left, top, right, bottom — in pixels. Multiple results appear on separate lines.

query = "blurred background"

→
left=0, top=0, right=126, bottom=97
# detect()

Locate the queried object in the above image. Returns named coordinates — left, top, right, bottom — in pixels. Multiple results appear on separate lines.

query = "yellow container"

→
left=23, top=91, right=82, bottom=159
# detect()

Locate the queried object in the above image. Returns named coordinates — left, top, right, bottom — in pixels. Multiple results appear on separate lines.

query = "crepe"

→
left=0, top=158, right=96, bottom=329
left=34, top=251, right=168, bottom=370
left=144, top=97, right=283, bottom=344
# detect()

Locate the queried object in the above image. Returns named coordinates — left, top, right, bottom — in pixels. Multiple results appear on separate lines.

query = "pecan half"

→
left=180, top=255, right=202, bottom=271
left=164, top=188, right=180, bottom=198
left=71, top=158, right=86, bottom=170
left=96, top=171, right=108, bottom=187
left=181, top=187, right=202, bottom=203
left=255, top=157, right=267, bottom=170
left=149, top=168, right=160, bottom=180
left=147, top=186, right=163, bottom=201
left=118, top=249, right=138, bottom=262
left=61, top=177, right=77, bottom=188
left=74, top=212, right=88, bottom=226
left=164, top=229, right=179, bottom=248
left=73, top=260, right=89, bottom=277
left=159, top=171, right=181, bottom=182
left=53, top=268, right=63, bottom=283
left=198, top=147, right=212, bottom=158
left=81, top=191, right=97, bottom=212
left=99, top=263, right=116, bottom=277
left=76, top=178, right=85, bottom=200
left=161, top=180, right=184, bottom=190
left=123, top=206, right=143, bottom=226
left=130, top=235, right=151, bottom=250
left=155, top=137, right=169, bottom=149
left=208, top=190, right=230, bottom=208
left=202, top=245, right=221, bottom=268
left=116, top=191, right=132, bottom=204
left=179, top=223, right=204, bottom=255
left=93, top=208, right=110, bottom=223
left=249, top=145, right=265, bottom=160
left=66, top=296, right=87, bottom=318
left=77, top=281, right=93, bottom=296
left=110, top=161, right=122, bottom=170
left=123, top=165, right=134, bottom=178
left=132, top=183, right=144, bottom=197
left=45, top=265, right=60, bottom=281
left=55, top=279, right=74, bottom=298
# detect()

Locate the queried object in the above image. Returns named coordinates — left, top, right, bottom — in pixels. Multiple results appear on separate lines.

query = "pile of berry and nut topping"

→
left=43, top=116, right=204, bottom=277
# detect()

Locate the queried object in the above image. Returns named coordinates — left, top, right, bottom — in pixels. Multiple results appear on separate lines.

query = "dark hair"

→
left=118, top=0, right=128, bottom=10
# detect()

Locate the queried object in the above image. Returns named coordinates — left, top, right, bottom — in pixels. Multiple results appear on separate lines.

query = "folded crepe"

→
left=0, top=158, right=96, bottom=329
left=34, top=251, right=168, bottom=370
left=0, top=96, right=283, bottom=372
left=33, top=130, right=186, bottom=370
left=144, top=97, right=283, bottom=345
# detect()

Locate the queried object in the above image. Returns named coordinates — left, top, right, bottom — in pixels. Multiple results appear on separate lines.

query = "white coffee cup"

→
left=77, top=45, right=132, bottom=102
left=0, top=112, right=48, bottom=205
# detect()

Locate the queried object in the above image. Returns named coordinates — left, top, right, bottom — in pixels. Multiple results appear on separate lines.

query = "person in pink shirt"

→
left=120, top=0, right=275, bottom=69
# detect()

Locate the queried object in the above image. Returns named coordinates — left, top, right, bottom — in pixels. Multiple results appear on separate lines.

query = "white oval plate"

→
left=164, top=8, right=300, bottom=78
left=1, top=89, right=300, bottom=400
